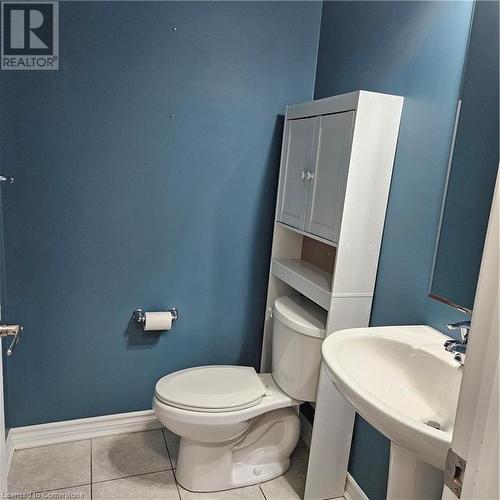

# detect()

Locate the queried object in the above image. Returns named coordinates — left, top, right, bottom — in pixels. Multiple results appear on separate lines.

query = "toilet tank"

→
left=272, top=295, right=326, bottom=402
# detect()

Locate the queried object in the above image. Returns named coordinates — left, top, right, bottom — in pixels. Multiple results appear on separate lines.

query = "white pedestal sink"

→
left=322, top=326, right=462, bottom=500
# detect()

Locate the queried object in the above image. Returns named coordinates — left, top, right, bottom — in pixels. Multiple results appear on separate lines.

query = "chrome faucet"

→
left=444, top=320, right=471, bottom=364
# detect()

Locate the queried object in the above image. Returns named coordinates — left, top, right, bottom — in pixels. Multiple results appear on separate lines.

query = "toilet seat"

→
left=155, top=365, right=267, bottom=413
left=154, top=372, right=300, bottom=430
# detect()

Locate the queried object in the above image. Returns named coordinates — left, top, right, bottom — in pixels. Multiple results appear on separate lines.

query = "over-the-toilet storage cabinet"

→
left=260, top=91, right=404, bottom=500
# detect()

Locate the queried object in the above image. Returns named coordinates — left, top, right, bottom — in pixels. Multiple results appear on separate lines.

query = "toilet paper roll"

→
left=144, top=311, right=173, bottom=331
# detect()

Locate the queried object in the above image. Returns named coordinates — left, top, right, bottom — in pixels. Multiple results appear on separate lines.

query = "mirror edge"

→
left=428, top=1, right=476, bottom=313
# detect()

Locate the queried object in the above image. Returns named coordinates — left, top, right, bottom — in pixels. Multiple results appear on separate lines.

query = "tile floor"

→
left=8, top=429, right=310, bottom=499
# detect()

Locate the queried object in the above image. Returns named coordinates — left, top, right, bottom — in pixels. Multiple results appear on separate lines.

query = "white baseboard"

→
left=8, top=409, right=162, bottom=452
left=344, top=474, right=369, bottom=500
left=299, top=410, right=368, bottom=500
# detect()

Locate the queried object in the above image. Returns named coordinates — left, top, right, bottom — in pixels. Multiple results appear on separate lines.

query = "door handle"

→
left=0, top=324, right=24, bottom=356
left=304, top=171, right=314, bottom=181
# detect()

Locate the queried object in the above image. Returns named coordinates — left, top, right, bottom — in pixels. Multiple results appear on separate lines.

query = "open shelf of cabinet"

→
left=276, top=221, right=338, bottom=248
left=271, top=258, right=332, bottom=310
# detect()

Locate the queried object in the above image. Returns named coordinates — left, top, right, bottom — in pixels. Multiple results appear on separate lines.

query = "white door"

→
left=278, top=117, right=317, bottom=230
left=306, top=111, right=355, bottom=243
left=0, top=175, right=21, bottom=494
left=0, top=340, right=6, bottom=494
left=442, top=172, right=499, bottom=500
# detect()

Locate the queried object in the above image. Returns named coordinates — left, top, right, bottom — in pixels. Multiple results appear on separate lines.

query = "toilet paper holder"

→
left=132, top=307, right=179, bottom=327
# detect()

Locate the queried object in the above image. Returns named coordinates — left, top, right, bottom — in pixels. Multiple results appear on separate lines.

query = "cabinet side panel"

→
left=304, top=366, right=356, bottom=500
left=332, top=93, right=403, bottom=295
left=326, top=296, right=373, bottom=334
left=275, top=119, right=291, bottom=224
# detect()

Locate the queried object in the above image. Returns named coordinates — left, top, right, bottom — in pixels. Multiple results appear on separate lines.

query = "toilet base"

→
left=175, top=406, right=300, bottom=492
left=231, top=458, right=291, bottom=488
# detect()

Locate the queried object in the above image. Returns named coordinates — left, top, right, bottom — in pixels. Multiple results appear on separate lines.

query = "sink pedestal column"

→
left=387, top=442, right=444, bottom=500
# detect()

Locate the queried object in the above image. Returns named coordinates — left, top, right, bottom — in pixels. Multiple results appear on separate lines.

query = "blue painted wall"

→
left=314, top=2, right=473, bottom=499
left=0, top=1, right=322, bottom=427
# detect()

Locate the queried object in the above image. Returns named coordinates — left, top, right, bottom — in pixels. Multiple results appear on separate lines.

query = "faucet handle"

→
left=447, top=320, right=471, bottom=342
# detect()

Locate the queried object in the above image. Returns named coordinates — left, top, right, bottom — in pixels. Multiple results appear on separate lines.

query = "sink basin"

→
left=322, top=325, right=462, bottom=471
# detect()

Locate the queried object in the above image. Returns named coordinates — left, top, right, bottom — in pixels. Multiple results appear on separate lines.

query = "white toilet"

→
left=153, top=295, right=326, bottom=492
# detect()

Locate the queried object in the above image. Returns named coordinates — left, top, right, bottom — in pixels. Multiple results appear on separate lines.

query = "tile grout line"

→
left=91, top=468, right=175, bottom=486
left=161, top=429, right=182, bottom=500
left=26, top=482, right=91, bottom=496
left=258, top=483, right=269, bottom=500
left=90, top=438, right=93, bottom=500
left=11, top=437, right=95, bottom=452
left=171, top=468, right=183, bottom=500
left=161, top=429, right=175, bottom=469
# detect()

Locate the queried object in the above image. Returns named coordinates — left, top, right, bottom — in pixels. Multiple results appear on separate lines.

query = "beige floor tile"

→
left=179, top=484, right=265, bottom=500
left=92, top=430, right=171, bottom=482
left=93, top=470, right=180, bottom=499
left=259, top=446, right=309, bottom=500
left=163, top=429, right=180, bottom=468
left=39, top=484, right=91, bottom=499
left=8, top=440, right=91, bottom=494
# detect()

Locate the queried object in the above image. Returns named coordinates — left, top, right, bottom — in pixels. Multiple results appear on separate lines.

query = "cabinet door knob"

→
left=304, top=171, right=315, bottom=181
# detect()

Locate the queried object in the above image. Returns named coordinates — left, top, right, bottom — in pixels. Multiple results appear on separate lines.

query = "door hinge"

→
left=445, top=448, right=467, bottom=498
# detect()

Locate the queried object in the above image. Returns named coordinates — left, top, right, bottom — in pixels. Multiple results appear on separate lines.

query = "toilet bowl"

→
left=154, top=368, right=300, bottom=491
left=153, top=296, right=326, bottom=492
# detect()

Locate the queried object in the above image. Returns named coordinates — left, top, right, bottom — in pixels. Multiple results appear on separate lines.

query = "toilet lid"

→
left=155, top=365, right=267, bottom=412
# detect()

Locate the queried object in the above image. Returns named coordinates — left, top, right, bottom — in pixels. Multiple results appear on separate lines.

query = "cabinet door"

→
left=306, top=111, right=355, bottom=243
left=278, top=117, right=317, bottom=230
